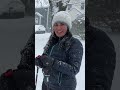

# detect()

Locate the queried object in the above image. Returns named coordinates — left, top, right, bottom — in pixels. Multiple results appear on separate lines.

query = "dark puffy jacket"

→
left=42, top=32, right=83, bottom=90
left=86, top=18, right=116, bottom=90
left=17, top=32, right=35, bottom=70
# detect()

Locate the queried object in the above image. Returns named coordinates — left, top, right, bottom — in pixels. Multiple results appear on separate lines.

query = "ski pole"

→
left=35, top=66, right=39, bottom=86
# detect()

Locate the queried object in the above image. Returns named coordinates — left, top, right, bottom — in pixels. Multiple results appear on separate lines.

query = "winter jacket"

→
left=17, top=32, right=35, bottom=70
left=42, top=31, right=83, bottom=90
left=86, top=18, right=116, bottom=90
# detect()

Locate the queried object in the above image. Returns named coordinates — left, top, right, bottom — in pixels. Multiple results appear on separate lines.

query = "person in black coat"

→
left=17, top=31, right=35, bottom=70
left=35, top=11, right=83, bottom=90
left=85, top=17, right=116, bottom=90
left=0, top=30, right=35, bottom=90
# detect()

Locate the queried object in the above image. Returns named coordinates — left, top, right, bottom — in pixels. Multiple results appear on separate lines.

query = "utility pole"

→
left=46, top=6, right=49, bottom=32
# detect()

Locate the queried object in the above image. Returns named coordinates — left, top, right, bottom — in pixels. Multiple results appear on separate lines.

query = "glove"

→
left=4, top=69, right=13, bottom=77
left=35, top=55, right=43, bottom=68
left=40, top=55, right=55, bottom=67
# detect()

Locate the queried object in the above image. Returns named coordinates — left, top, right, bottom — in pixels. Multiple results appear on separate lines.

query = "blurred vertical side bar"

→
left=0, top=0, right=35, bottom=89
left=86, top=0, right=120, bottom=90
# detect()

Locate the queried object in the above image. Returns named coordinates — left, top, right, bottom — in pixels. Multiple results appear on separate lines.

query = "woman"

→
left=36, top=11, right=83, bottom=90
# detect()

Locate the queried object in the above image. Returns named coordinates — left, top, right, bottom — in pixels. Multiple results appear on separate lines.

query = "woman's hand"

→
left=35, top=55, right=54, bottom=68
left=40, top=55, right=55, bottom=67
left=35, top=55, right=43, bottom=68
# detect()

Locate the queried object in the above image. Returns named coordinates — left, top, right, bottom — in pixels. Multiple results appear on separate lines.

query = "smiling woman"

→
left=35, top=0, right=85, bottom=89
left=52, top=11, right=72, bottom=37
left=53, top=23, right=68, bottom=37
left=35, top=11, right=83, bottom=90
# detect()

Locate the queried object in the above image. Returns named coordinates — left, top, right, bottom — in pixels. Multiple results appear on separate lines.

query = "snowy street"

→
left=35, top=33, right=85, bottom=90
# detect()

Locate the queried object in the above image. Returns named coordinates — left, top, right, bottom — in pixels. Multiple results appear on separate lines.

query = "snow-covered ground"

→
left=35, top=33, right=85, bottom=90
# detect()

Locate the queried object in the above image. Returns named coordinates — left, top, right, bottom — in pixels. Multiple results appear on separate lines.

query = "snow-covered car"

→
left=35, top=25, right=46, bottom=34
left=0, top=0, right=25, bottom=18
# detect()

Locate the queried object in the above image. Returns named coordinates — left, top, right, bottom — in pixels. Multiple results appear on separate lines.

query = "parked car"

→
left=0, top=0, right=25, bottom=18
left=35, top=25, right=46, bottom=34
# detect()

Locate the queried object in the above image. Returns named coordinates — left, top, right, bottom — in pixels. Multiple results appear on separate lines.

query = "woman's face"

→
left=53, top=22, right=68, bottom=37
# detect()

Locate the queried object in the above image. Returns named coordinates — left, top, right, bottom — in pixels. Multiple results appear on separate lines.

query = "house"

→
left=66, top=0, right=85, bottom=21
left=35, top=0, right=50, bottom=32
left=35, top=12, right=43, bottom=25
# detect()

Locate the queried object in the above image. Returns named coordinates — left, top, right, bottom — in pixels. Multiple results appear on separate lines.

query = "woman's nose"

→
left=56, top=25, right=61, bottom=30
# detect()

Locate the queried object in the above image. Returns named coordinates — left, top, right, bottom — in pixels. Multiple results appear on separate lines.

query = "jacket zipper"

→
left=58, top=72, right=62, bottom=86
left=49, top=40, right=60, bottom=56
left=49, top=45, right=55, bottom=56
left=49, top=42, right=62, bottom=86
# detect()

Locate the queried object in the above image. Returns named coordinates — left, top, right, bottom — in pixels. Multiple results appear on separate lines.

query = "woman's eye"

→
left=54, top=24, right=58, bottom=26
left=60, top=23, right=65, bottom=26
